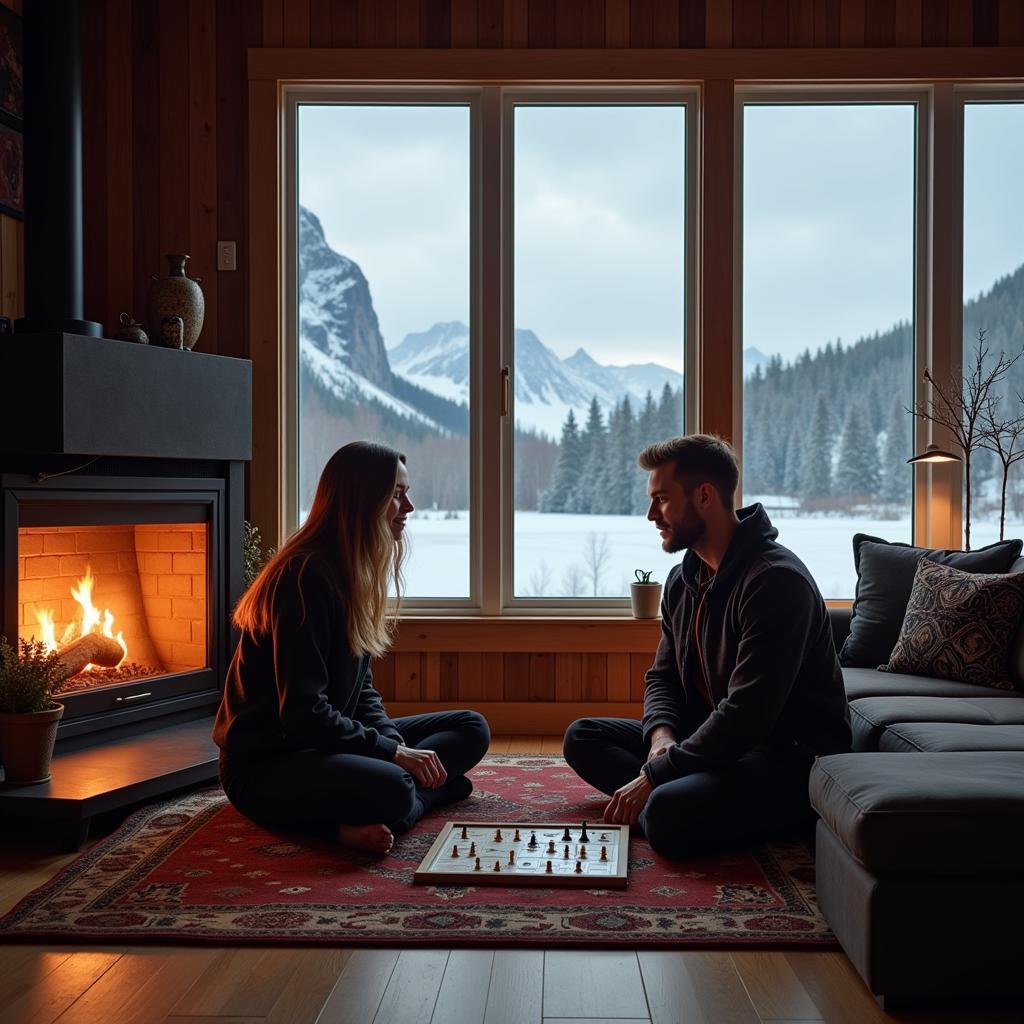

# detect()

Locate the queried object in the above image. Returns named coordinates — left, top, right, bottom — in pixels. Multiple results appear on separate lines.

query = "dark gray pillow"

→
left=839, top=534, right=1023, bottom=667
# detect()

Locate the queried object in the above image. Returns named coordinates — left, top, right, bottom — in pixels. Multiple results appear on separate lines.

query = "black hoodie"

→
left=642, top=504, right=852, bottom=787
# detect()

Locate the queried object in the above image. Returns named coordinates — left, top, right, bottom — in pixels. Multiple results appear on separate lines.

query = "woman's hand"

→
left=394, top=745, right=448, bottom=789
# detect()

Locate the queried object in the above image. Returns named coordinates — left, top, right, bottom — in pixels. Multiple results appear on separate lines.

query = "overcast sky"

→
left=299, top=100, right=1023, bottom=369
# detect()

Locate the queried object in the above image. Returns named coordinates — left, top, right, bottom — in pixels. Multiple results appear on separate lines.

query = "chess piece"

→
left=469, top=842, right=476, bottom=857
left=493, top=861, right=501, bottom=872
left=452, top=845, right=459, bottom=858
left=563, top=844, right=569, bottom=859
left=461, top=826, right=468, bottom=840
left=529, top=832, right=538, bottom=847
left=575, top=860, right=583, bottom=874
left=546, top=860, right=553, bottom=873
left=580, top=822, right=590, bottom=843
left=547, top=840, right=556, bottom=854
left=580, top=845, right=587, bottom=859
left=562, top=827, right=572, bottom=842
left=494, top=828, right=503, bottom=842
left=474, top=857, right=481, bottom=871
left=513, top=829, right=521, bottom=842
left=508, top=850, right=515, bottom=865
left=600, top=846, right=608, bottom=861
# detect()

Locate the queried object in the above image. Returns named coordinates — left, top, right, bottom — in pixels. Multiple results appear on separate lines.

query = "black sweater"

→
left=642, top=504, right=852, bottom=787
left=213, top=559, right=403, bottom=760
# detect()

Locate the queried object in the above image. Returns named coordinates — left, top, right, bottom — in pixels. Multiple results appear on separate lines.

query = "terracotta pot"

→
left=0, top=703, right=64, bottom=786
left=629, top=582, right=662, bottom=619
left=147, top=254, right=205, bottom=351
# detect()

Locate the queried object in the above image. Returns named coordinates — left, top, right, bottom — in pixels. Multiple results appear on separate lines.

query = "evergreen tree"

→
left=880, top=394, right=912, bottom=504
left=571, top=398, right=607, bottom=513
left=657, top=382, right=682, bottom=439
left=834, top=401, right=881, bottom=501
left=540, top=409, right=583, bottom=512
left=783, top=429, right=804, bottom=495
left=801, top=392, right=833, bottom=499
left=634, top=390, right=658, bottom=513
left=604, top=396, right=638, bottom=514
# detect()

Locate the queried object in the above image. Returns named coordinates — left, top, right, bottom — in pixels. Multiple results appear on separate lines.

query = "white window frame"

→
left=283, top=85, right=698, bottom=616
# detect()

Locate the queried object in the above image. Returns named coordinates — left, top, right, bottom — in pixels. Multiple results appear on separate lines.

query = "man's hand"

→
left=604, top=773, right=654, bottom=826
left=646, top=726, right=677, bottom=763
left=394, top=745, right=447, bottom=789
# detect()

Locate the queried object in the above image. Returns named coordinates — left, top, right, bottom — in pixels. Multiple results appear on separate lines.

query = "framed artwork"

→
left=0, top=5, right=22, bottom=219
left=0, top=121, right=21, bottom=217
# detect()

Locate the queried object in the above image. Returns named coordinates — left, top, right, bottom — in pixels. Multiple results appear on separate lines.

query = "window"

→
left=287, top=88, right=695, bottom=612
left=739, top=98, right=919, bottom=598
left=961, top=97, right=1024, bottom=548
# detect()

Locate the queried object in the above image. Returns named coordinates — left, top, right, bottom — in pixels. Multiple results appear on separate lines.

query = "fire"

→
left=35, top=566, right=128, bottom=670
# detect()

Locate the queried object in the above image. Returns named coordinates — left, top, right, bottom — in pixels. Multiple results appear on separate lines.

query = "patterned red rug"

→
left=0, top=755, right=836, bottom=948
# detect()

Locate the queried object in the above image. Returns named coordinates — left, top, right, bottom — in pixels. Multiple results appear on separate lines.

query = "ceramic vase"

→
left=147, top=254, right=205, bottom=351
left=629, top=582, right=662, bottom=619
left=0, top=703, right=64, bottom=785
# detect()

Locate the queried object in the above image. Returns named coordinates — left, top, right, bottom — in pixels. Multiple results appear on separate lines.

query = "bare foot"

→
left=337, top=823, right=394, bottom=854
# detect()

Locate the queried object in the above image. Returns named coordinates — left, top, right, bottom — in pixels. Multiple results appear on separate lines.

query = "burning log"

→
left=55, top=634, right=124, bottom=680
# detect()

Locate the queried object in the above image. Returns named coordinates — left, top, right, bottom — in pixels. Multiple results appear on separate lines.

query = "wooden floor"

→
left=0, top=737, right=1018, bottom=1024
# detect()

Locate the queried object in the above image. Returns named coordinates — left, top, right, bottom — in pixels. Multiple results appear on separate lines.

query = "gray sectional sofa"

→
left=810, top=603, right=1024, bottom=1007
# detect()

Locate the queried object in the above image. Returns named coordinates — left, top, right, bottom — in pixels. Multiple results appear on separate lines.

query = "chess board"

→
left=413, top=821, right=629, bottom=889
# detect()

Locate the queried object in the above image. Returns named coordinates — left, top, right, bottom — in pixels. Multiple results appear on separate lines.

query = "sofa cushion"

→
left=841, top=666, right=997, bottom=702
left=849, top=695, right=1024, bottom=751
left=881, top=559, right=1024, bottom=690
left=809, top=752, right=1024, bottom=874
left=879, top=722, right=1024, bottom=753
left=839, top=534, right=1022, bottom=668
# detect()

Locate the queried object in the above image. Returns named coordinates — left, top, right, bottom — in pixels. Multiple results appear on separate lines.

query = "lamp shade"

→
left=907, top=443, right=962, bottom=465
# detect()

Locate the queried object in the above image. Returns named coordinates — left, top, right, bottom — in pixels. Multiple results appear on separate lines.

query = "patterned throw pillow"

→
left=881, top=559, right=1024, bottom=690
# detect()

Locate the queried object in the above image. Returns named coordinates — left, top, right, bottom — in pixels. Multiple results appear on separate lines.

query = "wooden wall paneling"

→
left=652, top=0, right=681, bottom=45
left=331, top=0, right=360, bottom=45
left=706, top=0, right=733, bottom=45
left=762, top=0, right=789, bottom=46
left=81, top=1, right=107, bottom=329
left=788, top=0, right=816, bottom=46
left=476, top=0, right=505, bottom=45
left=132, top=0, right=160, bottom=329
left=604, top=0, right=630, bottom=45
left=310, top=0, right=334, bottom=46
left=505, top=0, right=531, bottom=44
left=839, top=0, right=866, bottom=45
left=679, top=0, right=705, bottom=46
left=1001, top=0, right=1024, bottom=43
left=895, top=0, right=923, bottom=45
left=393, top=617, right=660, bottom=652
left=731, top=0, right=763, bottom=46
left=628, top=652, right=649, bottom=700
left=395, top=652, right=423, bottom=700
left=423, top=651, right=442, bottom=700
left=373, top=655, right=396, bottom=699
left=396, top=0, right=423, bottom=46
left=483, top=651, right=505, bottom=699
left=422, top=0, right=453, bottom=46
left=440, top=651, right=459, bottom=699
left=922, top=0, right=949, bottom=45
left=864, top=0, right=897, bottom=46
left=388, top=700, right=642, bottom=732
left=283, top=0, right=312, bottom=46
left=528, top=0, right=557, bottom=46
left=451, top=0, right=478, bottom=45
left=577, top=0, right=606, bottom=46
left=582, top=651, right=608, bottom=701
left=973, top=0, right=999, bottom=44
left=106, top=0, right=134, bottom=335
left=629, top=0, right=653, bottom=46
left=159, top=0, right=191, bottom=258
left=606, top=651, right=630, bottom=700
left=189, top=0, right=218, bottom=356
left=503, top=652, right=531, bottom=700
left=814, top=0, right=842, bottom=45
left=528, top=652, right=555, bottom=700
left=373, top=0, right=400, bottom=46
left=263, top=0, right=284, bottom=47
left=948, top=0, right=973, bottom=43
left=555, top=0, right=584, bottom=47
left=554, top=652, right=583, bottom=700
left=458, top=652, right=486, bottom=699
left=0, top=217, right=20, bottom=322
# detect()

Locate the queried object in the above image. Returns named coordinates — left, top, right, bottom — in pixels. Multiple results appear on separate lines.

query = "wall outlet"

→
left=217, top=241, right=237, bottom=272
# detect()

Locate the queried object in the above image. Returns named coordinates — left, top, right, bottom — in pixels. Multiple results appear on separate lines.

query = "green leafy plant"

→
left=243, top=520, right=276, bottom=588
left=0, top=637, right=69, bottom=715
left=633, top=569, right=656, bottom=584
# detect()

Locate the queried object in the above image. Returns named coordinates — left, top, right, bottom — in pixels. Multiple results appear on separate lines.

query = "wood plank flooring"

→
left=0, top=737, right=1016, bottom=1024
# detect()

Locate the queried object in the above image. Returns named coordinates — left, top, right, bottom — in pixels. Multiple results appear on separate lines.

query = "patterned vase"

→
left=147, top=254, right=205, bottom=351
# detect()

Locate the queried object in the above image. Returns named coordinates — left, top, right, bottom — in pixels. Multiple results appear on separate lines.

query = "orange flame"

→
left=34, top=566, right=128, bottom=670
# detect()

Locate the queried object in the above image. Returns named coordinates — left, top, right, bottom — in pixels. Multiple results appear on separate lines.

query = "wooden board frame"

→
left=414, top=819, right=630, bottom=889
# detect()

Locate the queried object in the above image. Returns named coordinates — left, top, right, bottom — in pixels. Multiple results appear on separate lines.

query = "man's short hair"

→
left=638, top=434, right=739, bottom=510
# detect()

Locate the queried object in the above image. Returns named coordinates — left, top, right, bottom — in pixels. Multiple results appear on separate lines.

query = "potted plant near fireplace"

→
left=0, top=638, right=70, bottom=786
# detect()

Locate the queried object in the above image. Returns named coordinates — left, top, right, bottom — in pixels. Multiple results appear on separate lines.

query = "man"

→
left=563, top=434, right=851, bottom=859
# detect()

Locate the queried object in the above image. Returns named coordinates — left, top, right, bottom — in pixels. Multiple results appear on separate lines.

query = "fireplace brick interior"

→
left=18, top=523, right=208, bottom=688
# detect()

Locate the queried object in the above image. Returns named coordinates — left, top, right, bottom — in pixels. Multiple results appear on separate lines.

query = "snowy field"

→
left=398, top=508, right=1024, bottom=601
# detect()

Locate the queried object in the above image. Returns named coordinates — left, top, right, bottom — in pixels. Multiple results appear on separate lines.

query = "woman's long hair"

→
left=234, top=442, right=407, bottom=657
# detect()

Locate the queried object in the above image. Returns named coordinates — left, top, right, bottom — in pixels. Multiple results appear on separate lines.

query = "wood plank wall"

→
left=0, top=0, right=21, bottom=325
left=67, top=1, right=1024, bottom=727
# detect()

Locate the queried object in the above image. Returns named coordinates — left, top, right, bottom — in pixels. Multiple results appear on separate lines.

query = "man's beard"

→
left=661, top=514, right=706, bottom=554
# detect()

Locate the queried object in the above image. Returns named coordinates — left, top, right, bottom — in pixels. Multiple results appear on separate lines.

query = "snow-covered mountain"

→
left=743, top=346, right=772, bottom=378
left=389, top=321, right=684, bottom=438
left=298, top=206, right=441, bottom=429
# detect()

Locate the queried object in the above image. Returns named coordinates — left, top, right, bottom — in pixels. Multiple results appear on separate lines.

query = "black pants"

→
left=220, top=710, right=490, bottom=837
left=562, top=717, right=815, bottom=859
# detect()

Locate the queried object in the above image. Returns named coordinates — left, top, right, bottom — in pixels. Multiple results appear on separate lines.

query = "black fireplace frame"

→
left=3, top=472, right=233, bottom=740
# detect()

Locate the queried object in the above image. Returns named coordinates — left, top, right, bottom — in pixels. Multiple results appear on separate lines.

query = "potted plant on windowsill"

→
left=630, top=569, right=662, bottom=619
left=0, top=638, right=70, bottom=786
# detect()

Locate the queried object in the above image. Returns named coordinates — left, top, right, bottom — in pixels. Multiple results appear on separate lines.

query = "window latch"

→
left=501, top=366, right=510, bottom=417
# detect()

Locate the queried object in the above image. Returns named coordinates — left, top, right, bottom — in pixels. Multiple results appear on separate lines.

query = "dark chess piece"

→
left=561, top=827, right=572, bottom=842
left=529, top=831, right=538, bottom=848
left=575, top=860, right=583, bottom=874
left=461, top=826, right=468, bottom=840
left=580, top=822, right=590, bottom=843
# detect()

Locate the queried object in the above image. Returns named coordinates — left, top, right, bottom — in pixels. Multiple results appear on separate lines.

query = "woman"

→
left=214, top=442, right=489, bottom=853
